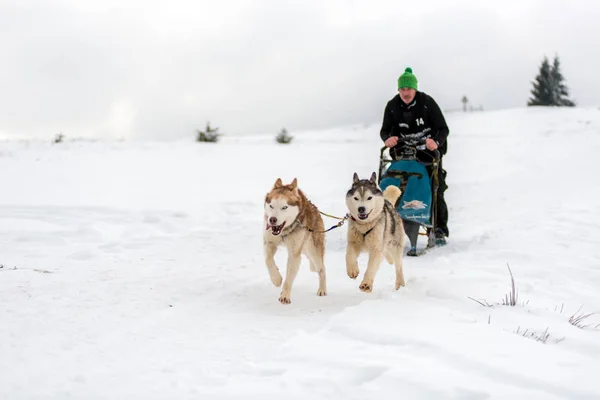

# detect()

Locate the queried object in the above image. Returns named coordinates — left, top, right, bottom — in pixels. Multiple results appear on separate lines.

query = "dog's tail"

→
left=383, top=185, right=402, bottom=206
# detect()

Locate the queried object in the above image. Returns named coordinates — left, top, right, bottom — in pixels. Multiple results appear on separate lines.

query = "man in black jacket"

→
left=379, top=67, right=450, bottom=243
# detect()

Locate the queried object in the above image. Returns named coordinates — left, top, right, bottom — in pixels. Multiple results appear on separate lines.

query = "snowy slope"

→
left=1, top=106, right=600, bottom=399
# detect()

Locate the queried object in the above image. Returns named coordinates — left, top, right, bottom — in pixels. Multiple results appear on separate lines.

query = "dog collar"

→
left=349, top=214, right=375, bottom=238
left=280, top=218, right=302, bottom=240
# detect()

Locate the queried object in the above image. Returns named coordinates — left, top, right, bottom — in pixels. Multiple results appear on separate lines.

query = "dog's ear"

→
left=353, top=172, right=359, bottom=184
left=289, top=178, right=298, bottom=190
left=369, top=172, right=377, bottom=183
left=273, top=178, right=283, bottom=188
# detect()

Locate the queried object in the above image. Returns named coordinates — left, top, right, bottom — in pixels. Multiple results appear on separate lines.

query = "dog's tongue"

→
left=266, top=222, right=285, bottom=233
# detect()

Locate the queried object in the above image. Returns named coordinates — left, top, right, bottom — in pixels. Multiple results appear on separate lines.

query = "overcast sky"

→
left=1, top=0, right=599, bottom=140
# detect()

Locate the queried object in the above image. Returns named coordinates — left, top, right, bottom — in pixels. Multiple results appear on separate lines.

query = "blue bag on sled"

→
left=379, top=160, right=432, bottom=227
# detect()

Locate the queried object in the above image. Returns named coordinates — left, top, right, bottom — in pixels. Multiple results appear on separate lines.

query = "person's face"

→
left=398, top=87, right=416, bottom=104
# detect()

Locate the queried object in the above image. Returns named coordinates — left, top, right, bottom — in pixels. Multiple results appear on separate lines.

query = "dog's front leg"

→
left=345, top=231, right=361, bottom=279
left=279, top=249, right=302, bottom=304
left=263, top=241, right=283, bottom=287
left=360, top=247, right=383, bottom=293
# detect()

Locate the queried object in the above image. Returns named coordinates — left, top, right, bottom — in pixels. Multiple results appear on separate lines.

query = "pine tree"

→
left=528, top=56, right=554, bottom=106
left=196, top=121, right=222, bottom=142
left=275, top=127, right=293, bottom=144
left=550, top=56, right=575, bottom=107
left=528, top=55, right=576, bottom=107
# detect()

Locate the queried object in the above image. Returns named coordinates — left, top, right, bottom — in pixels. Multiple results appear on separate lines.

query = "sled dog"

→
left=263, top=178, right=327, bottom=304
left=345, top=172, right=406, bottom=292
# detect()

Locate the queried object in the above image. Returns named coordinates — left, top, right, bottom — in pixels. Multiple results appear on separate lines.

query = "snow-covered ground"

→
left=1, top=106, right=600, bottom=399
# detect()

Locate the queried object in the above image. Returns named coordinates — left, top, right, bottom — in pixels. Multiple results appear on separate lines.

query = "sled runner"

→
left=377, top=138, right=442, bottom=256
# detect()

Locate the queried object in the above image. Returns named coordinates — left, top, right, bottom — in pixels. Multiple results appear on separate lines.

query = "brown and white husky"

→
left=263, top=178, right=327, bottom=304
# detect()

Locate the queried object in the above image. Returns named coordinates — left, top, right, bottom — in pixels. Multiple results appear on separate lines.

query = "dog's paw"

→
left=359, top=281, right=373, bottom=292
left=395, top=279, right=405, bottom=290
left=278, top=293, right=291, bottom=304
left=269, top=271, right=283, bottom=287
left=317, top=288, right=327, bottom=296
left=346, top=265, right=359, bottom=279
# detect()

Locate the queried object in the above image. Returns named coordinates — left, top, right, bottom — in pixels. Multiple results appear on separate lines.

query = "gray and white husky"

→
left=345, top=172, right=406, bottom=292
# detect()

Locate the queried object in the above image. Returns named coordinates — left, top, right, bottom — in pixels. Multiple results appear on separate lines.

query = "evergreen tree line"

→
left=193, top=54, right=577, bottom=145
left=195, top=122, right=293, bottom=144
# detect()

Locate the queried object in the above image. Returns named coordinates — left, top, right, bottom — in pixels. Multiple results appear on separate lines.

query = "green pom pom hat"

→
left=397, top=67, right=418, bottom=90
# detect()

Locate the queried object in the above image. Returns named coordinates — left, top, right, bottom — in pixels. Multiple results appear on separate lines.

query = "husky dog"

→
left=345, top=172, right=406, bottom=292
left=263, top=178, right=327, bottom=304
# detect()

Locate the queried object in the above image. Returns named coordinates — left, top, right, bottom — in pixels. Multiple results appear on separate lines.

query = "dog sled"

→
left=377, top=138, right=442, bottom=256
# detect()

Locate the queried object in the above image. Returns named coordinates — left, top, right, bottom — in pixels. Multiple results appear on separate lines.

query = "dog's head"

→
left=264, top=178, right=301, bottom=236
left=345, top=172, right=384, bottom=222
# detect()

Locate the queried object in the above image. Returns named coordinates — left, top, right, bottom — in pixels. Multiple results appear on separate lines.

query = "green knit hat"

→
left=397, top=67, right=418, bottom=90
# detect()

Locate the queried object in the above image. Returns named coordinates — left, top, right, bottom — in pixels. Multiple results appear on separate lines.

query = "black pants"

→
left=425, top=159, right=449, bottom=237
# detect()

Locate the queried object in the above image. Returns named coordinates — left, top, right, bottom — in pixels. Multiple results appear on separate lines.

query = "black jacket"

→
left=380, top=91, right=449, bottom=160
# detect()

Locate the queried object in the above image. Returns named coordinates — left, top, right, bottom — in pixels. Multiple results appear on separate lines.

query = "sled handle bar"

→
left=379, top=145, right=441, bottom=158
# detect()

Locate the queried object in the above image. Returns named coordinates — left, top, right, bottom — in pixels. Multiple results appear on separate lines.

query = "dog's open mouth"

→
left=358, top=211, right=370, bottom=220
left=267, top=221, right=286, bottom=236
